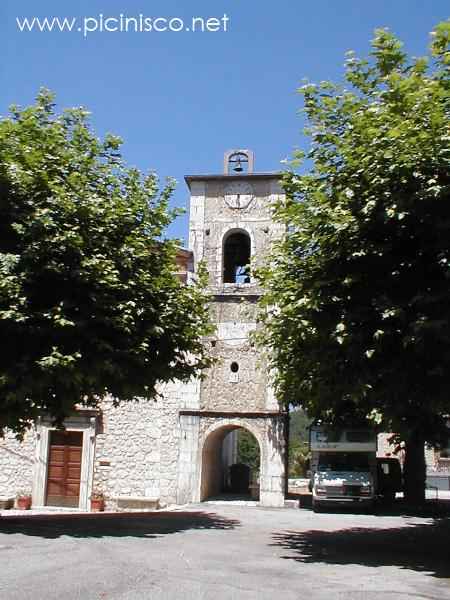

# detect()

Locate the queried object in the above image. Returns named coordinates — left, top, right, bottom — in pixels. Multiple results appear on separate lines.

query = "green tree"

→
left=0, top=91, right=213, bottom=436
left=236, top=429, right=260, bottom=474
left=289, top=407, right=312, bottom=443
left=288, top=408, right=312, bottom=477
left=288, top=441, right=310, bottom=478
left=258, top=23, right=450, bottom=504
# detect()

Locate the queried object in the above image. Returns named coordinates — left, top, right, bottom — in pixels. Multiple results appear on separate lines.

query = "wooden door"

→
left=46, top=430, right=83, bottom=507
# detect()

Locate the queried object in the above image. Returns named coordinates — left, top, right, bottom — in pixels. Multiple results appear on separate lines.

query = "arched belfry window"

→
left=227, top=152, right=249, bottom=174
left=223, top=149, right=254, bottom=175
left=223, top=230, right=251, bottom=284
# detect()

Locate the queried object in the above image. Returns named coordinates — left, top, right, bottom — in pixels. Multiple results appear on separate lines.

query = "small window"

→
left=223, top=231, right=251, bottom=284
left=229, top=361, right=240, bottom=383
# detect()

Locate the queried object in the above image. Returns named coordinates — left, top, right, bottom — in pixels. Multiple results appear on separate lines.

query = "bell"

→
left=233, top=158, right=243, bottom=172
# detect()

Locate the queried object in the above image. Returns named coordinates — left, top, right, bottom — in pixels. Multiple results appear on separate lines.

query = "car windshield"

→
left=318, top=453, right=370, bottom=472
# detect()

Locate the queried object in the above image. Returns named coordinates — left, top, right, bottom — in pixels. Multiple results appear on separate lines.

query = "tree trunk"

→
left=403, top=429, right=426, bottom=505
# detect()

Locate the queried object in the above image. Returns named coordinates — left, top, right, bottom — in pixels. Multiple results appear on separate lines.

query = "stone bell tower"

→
left=177, top=150, right=287, bottom=507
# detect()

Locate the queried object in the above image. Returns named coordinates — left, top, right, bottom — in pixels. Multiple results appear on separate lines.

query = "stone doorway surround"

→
left=200, top=423, right=260, bottom=501
left=177, top=410, right=286, bottom=507
left=32, top=411, right=98, bottom=510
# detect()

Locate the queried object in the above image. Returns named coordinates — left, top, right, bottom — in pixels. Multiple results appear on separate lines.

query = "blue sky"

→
left=2, top=1, right=448, bottom=243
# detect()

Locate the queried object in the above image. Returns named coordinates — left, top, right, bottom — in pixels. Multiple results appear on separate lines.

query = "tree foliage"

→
left=289, top=407, right=312, bottom=442
left=288, top=408, right=312, bottom=477
left=236, top=429, right=260, bottom=474
left=258, top=23, right=450, bottom=502
left=0, top=90, right=213, bottom=435
left=288, top=441, right=310, bottom=478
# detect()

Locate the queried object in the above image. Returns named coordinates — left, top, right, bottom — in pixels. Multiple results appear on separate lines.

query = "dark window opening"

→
left=223, top=232, right=251, bottom=283
left=230, top=362, right=239, bottom=373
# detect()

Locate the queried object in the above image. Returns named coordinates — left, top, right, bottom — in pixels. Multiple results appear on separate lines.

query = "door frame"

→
left=33, top=413, right=97, bottom=510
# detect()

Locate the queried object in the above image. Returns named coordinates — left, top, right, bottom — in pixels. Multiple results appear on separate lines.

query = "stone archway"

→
left=178, top=412, right=286, bottom=507
left=200, top=424, right=261, bottom=501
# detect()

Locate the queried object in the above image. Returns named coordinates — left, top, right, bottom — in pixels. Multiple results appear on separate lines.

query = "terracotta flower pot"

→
left=17, top=496, right=32, bottom=510
left=91, top=497, right=105, bottom=512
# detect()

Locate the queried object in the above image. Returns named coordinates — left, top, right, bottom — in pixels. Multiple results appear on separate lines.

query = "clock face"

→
left=224, top=182, right=254, bottom=209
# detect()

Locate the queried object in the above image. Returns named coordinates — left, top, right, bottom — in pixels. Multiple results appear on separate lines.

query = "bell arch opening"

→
left=200, top=425, right=261, bottom=501
left=223, top=230, right=251, bottom=284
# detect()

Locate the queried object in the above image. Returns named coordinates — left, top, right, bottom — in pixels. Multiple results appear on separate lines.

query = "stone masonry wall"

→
left=93, top=378, right=199, bottom=509
left=377, top=432, right=436, bottom=467
left=202, top=179, right=283, bottom=291
left=0, top=375, right=198, bottom=509
left=93, top=397, right=163, bottom=509
left=0, top=428, right=36, bottom=498
left=201, top=297, right=269, bottom=411
left=200, top=341, right=268, bottom=412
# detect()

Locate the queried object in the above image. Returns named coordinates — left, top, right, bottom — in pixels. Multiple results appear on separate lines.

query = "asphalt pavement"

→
left=1, top=502, right=449, bottom=600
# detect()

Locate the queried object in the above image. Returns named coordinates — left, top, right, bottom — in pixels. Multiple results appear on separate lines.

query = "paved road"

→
left=1, top=504, right=449, bottom=600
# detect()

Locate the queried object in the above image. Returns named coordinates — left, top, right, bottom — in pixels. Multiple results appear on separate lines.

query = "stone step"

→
left=115, top=496, right=160, bottom=511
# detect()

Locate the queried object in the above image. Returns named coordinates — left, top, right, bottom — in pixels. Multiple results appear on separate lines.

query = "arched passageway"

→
left=200, top=425, right=261, bottom=501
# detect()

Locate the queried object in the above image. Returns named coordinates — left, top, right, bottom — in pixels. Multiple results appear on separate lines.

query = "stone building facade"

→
left=0, top=150, right=288, bottom=510
left=377, top=431, right=450, bottom=490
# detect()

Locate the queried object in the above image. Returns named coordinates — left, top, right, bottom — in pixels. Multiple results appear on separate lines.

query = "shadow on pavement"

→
left=271, top=518, right=450, bottom=579
left=293, top=493, right=450, bottom=518
left=373, top=499, right=450, bottom=518
left=0, top=510, right=240, bottom=539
